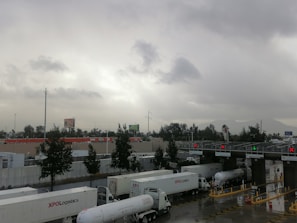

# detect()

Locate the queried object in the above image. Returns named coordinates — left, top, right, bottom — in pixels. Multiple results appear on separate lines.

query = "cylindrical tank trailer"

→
left=77, top=194, right=154, bottom=223
left=214, top=167, right=252, bottom=187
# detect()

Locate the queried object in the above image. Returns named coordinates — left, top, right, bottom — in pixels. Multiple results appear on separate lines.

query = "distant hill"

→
left=198, top=119, right=297, bottom=135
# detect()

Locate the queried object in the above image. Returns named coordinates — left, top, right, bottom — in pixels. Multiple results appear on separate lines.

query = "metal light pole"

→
left=146, top=111, right=152, bottom=135
left=14, top=113, right=16, bottom=132
left=44, top=88, right=47, bottom=143
left=106, top=130, right=109, bottom=155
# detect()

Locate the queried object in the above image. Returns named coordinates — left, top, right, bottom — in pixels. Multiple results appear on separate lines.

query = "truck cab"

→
left=97, top=186, right=117, bottom=205
left=144, top=188, right=171, bottom=214
left=198, top=177, right=211, bottom=191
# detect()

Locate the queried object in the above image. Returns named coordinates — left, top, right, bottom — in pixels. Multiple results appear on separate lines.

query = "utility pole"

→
left=106, top=130, right=109, bottom=155
left=14, top=113, right=16, bottom=132
left=146, top=111, right=152, bottom=135
left=44, top=88, right=47, bottom=143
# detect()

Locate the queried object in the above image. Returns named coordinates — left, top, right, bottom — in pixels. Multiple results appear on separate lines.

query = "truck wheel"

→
left=62, top=217, right=73, bottom=223
left=142, top=216, right=148, bottom=223
left=152, top=213, right=157, bottom=220
left=166, top=206, right=171, bottom=213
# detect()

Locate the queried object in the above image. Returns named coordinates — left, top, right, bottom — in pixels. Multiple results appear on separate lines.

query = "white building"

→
left=0, top=152, right=25, bottom=168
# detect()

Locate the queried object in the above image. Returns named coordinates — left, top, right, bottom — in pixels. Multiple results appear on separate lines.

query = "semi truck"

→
left=213, top=167, right=252, bottom=188
left=0, top=186, right=98, bottom=223
left=77, top=187, right=171, bottom=223
left=130, top=172, right=199, bottom=198
left=0, top=185, right=170, bottom=223
left=181, top=163, right=223, bottom=191
left=97, top=186, right=117, bottom=205
left=107, top=169, right=173, bottom=199
left=0, top=186, right=38, bottom=199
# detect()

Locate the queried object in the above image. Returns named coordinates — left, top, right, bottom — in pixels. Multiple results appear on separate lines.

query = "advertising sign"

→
left=129, top=124, right=139, bottom=131
left=64, top=118, right=75, bottom=128
left=285, top=131, right=293, bottom=136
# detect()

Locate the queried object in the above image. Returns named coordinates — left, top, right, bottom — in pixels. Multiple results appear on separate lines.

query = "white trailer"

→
left=0, top=187, right=38, bottom=199
left=181, top=163, right=223, bottom=191
left=0, top=186, right=97, bottom=223
left=181, top=163, right=223, bottom=179
left=130, top=172, right=199, bottom=197
left=77, top=188, right=171, bottom=223
left=107, top=169, right=173, bottom=198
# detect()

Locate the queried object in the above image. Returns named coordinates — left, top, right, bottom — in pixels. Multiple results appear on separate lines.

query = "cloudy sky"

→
left=1, top=0, right=297, bottom=134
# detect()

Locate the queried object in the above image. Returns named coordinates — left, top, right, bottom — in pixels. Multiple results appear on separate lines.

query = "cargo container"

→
left=0, top=187, right=38, bottom=199
left=130, top=172, right=199, bottom=197
left=107, top=169, right=173, bottom=198
left=0, top=186, right=97, bottom=223
left=181, top=163, right=223, bottom=191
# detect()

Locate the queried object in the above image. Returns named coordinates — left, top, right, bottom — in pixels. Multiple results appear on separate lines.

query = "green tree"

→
left=153, top=147, right=165, bottom=169
left=0, top=130, right=7, bottom=139
left=239, top=123, right=266, bottom=142
left=37, top=129, right=73, bottom=191
left=84, top=143, right=100, bottom=186
left=24, top=125, right=34, bottom=138
left=249, top=124, right=266, bottom=142
left=200, top=124, right=220, bottom=140
left=76, top=128, right=84, bottom=137
left=35, top=125, right=44, bottom=138
left=166, top=138, right=178, bottom=163
left=130, top=155, right=141, bottom=172
left=111, top=124, right=132, bottom=173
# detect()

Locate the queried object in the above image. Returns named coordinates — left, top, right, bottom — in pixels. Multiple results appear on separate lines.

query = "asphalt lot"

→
left=155, top=192, right=297, bottom=223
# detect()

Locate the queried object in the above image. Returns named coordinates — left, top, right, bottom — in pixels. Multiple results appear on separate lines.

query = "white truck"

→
left=107, top=169, right=173, bottom=199
left=130, top=172, right=199, bottom=198
left=181, top=163, right=223, bottom=191
left=77, top=187, right=171, bottom=223
left=0, top=187, right=38, bottom=199
left=0, top=186, right=98, bottom=223
left=96, top=186, right=115, bottom=205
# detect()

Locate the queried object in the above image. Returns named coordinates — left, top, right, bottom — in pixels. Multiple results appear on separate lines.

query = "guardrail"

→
left=250, top=187, right=296, bottom=205
left=209, top=183, right=252, bottom=198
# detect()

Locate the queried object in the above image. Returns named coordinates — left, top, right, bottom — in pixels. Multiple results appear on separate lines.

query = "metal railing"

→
left=178, top=141, right=297, bottom=157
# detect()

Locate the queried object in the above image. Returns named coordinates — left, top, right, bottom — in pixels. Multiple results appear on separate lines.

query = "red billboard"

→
left=64, top=118, right=75, bottom=128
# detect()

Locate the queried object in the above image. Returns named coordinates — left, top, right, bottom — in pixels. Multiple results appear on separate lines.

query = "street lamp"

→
left=106, top=130, right=109, bottom=155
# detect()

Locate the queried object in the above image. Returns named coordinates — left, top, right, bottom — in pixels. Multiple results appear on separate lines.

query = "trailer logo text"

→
left=48, top=199, right=79, bottom=208
left=175, top=179, right=189, bottom=184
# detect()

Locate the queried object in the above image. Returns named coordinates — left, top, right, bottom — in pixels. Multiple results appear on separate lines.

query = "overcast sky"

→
left=1, top=0, right=297, bottom=134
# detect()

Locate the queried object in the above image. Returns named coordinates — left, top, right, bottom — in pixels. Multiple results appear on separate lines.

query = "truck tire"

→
left=166, top=206, right=171, bottom=213
left=152, top=213, right=157, bottom=220
left=142, top=216, right=148, bottom=223
left=62, top=216, right=73, bottom=223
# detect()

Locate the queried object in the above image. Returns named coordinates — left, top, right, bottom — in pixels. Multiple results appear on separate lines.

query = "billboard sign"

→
left=64, top=118, right=75, bottom=128
left=129, top=124, right=139, bottom=131
left=284, top=131, right=293, bottom=136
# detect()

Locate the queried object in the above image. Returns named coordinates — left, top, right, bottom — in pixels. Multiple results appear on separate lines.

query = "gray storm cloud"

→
left=176, top=0, right=297, bottom=38
left=133, top=40, right=159, bottom=68
left=1, top=1, right=297, bottom=133
left=51, top=88, right=101, bottom=99
left=160, top=57, right=201, bottom=84
left=30, top=56, right=68, bottom=72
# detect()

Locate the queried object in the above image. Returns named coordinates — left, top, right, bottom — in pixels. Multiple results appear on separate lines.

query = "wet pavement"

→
left=154, top=192, right=297, bottom=223
left=39, top=178, right=297, bottom=222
